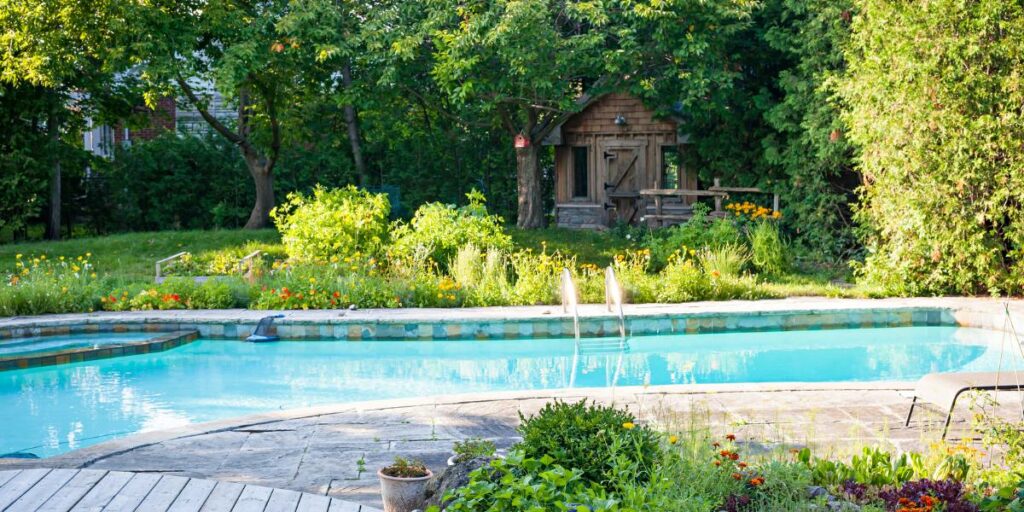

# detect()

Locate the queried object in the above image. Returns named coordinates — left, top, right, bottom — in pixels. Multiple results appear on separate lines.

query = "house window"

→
left=572, top=146, right=589, bottom=198
left=662, top=146, right=682, bottom=189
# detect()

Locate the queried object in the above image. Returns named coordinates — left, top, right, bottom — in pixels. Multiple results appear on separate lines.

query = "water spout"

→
left=604, top=267, right=626, bottom=339
left=561, top=268, right=581, bottom=340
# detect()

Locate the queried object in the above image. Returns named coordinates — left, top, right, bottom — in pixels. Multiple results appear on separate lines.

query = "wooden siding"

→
left=554, top=93, right=689, bottom=221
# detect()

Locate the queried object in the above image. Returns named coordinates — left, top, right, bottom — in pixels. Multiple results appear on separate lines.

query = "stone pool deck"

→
left=4, top=383, right=1022, bottom=510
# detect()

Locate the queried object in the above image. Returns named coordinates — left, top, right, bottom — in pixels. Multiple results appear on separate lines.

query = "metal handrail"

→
left=560, top=268, right=580, bottom=340
left=155, top=252, right=188, bottom=282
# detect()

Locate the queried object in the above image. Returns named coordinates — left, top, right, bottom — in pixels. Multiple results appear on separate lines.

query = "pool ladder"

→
left=562, top=268, right=629, bottom=388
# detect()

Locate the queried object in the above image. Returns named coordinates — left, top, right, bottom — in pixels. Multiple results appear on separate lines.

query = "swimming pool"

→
left=1, top=325, right=1019, bottom=458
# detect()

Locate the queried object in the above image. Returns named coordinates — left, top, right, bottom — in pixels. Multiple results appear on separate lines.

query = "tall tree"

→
left=127, top=0, right=314, bottom=228
left=419, top=0, right=752, bottom=228
left=842, top=0, right=1024, bottom=295
left=0, top=0, right=128, bottom=239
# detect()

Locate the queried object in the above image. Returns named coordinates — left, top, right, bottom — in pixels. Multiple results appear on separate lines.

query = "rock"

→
left=807, top=486, right=830, bottom=498
left=423, top=457, right=495, bottom=510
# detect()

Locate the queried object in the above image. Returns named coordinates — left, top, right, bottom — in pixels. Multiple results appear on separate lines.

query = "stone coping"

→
left=0, top=330, right=199, bottom=372
left=0, top=297, right=1016, bottom=341
left=0, top=381, right=915, bottom=469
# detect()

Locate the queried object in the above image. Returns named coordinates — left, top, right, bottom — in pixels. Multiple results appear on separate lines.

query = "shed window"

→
left=662, top=146, right=682, bottom=189
left=572, top=146, right=589, bottom=198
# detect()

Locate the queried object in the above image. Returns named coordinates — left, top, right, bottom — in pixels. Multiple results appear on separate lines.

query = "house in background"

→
left=83, top=84, right=233, bottom=158
left=544, top=93, right=693, bottom=229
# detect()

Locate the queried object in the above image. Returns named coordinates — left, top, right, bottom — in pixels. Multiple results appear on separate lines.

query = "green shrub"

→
left=509, top=249, right=574, bottom=305
left=516, top=400, right=661, bottom=487
left=389, top=190, right=512, bottom=269
left=749, top=220, right=789, bottom=276
left=611, top=250, right=658, bottom=304
left=451, top=245, right=512, bottom=306
left=655, top=259, right=712, bottom=302
left=643, top=206, right=744, bottom=269
left=0, top=253, right=103, bottom=315
left=271, top=185, right=390, bottom=264
left=101, top=278, right=242, bottom=311
left=841, top=0, right=1024, bottom=296
left=698, top=244, right=750, bottom=278
left=434, top=451, right=618, bottom=512
left=451, top=437, right=497, bottom=464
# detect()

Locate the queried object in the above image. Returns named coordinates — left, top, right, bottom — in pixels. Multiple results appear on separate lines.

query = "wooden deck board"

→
left=0, top=468, right=52, bottom=510
left=0, top=469, right=378, bottom=512
left=70, top=471, right=133, bottom=511
left=231, top=485, right=273, bottom=512
left=167, top=478, right=218, bottom=512
left=38, top=469, right=109, bottom=512
left=7, top=468, right=78, bottom=511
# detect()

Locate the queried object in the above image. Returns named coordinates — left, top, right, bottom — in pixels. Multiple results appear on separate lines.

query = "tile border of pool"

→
left=0, top=330, right=199, bottom=372
left=0, top=297, right=1013, bottom=341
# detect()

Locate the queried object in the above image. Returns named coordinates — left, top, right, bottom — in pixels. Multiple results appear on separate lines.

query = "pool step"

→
left=576, top=338, right=630, bottom=355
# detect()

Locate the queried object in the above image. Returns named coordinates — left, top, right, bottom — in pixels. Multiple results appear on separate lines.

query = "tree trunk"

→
left=341, top=63, right=368, bottom=187
left=45, top=108, right=61, bottom=240
left=515, top=144, right=544, bottom=228
left=244, top=156, right=275, bottom=229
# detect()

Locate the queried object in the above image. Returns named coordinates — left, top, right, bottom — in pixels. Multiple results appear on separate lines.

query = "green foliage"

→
left=390, top=191, right=512, bottom=270
left=450, top=245, right=513, bottom=307
left=381, top=456, right=429, bottom=478
left=842, top=0, right=1024, bottom=296
left=101, top=278, right=242, bottom=311
left=697, top=244, right=750, bottom=278
left=104, top=132, right=250, bottom=231
left=643, top=212, right=744, bottom=270
left=762, top=0, right=858, bottom=259
left=0, top=253, right=102, bottom=316
left=271, top=186, right=390, bottom=263
left=749, top=221, right=789, bottom=276
left=517, top=400, right=661, bottom=488
left=451, top=437, right=497, bottom=464
left=434, top=452, right=618, bottom=512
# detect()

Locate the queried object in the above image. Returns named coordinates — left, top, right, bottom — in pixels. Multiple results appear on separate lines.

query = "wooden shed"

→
left=544, top=93, right=693, bottom=229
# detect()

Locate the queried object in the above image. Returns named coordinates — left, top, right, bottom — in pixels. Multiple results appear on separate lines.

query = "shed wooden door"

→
left=600, top=140, right=647, bottom=225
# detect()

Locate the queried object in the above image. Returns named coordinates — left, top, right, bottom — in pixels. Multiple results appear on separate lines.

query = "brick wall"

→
left=113, top=97, right=177, bottom=145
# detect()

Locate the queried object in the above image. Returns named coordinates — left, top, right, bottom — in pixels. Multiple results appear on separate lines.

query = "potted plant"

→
left=378, top=456, right=432, bottom=512
left=447, top=437, right=499, bottom=466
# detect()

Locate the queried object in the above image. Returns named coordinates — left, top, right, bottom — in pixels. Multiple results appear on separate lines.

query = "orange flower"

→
left=713, top=460, right=722, bottom=466
left=749, top=477, right=764, bottom=487
left=731, top=473, right=742, bottom=480
left=725, top=434, right=736, bottom=441
left=712, top=442, right=721, bottom=448
left=737, top=462, right=747, bottom=469
left=921, top=496, right=935, bottom=506
left=719, top=450, right=731, bottom=457
left=729, top=452, right=739, bottom=461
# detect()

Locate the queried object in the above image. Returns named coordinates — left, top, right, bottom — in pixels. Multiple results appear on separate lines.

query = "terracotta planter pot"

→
left=377, top=467, right=433, bottom=512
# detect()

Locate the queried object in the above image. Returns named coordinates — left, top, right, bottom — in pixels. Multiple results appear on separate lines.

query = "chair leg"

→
left=905, top=397, right=917, bottom=427
left=941, top=407, right=954, bottom=440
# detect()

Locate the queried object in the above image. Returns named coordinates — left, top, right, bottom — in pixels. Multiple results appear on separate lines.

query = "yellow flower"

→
left=668, top=435, right=679, bottom=445
left=90, top=273, right=97, bottom=279
left=40, top=255, right=46, bottom=260
left=622, top=422, right=635, bottom=430
left=15, top=254, right=21, bottom=259
left=72, top=265, right=80, bottom=272
left=86, top=252, right=91, bottom=257
left=309, top=277, right=316, bottom=283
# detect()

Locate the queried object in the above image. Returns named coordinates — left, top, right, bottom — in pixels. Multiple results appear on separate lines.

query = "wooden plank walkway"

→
left=0, top=470, right=380, bottom=512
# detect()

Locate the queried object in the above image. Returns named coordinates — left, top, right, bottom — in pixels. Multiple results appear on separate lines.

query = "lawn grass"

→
left=0, top=229, right=281, bottom=281
left=509, top=227, right=631, bottom=267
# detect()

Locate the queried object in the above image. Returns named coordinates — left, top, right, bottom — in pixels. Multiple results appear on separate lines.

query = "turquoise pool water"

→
left=0, top=332, right=154, bottom=358
left=1, top=325, right=1019, bottom=458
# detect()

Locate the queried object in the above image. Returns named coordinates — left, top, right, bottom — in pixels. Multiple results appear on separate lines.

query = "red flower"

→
left=333, top=291, right=341, bottom=298
left=712, top=442, right=721, bottom=448
left=731, top=473, right=742, bottom=480
left=725, top=434, right=736, bottom=441
left=729, top=452, right=739, bottom=461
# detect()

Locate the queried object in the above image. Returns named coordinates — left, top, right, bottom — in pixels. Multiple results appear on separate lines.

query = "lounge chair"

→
left=906, top=372, right=1024, bottom=439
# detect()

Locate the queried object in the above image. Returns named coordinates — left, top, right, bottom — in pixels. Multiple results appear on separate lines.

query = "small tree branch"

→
left=175, top=76, right=247, bottom=148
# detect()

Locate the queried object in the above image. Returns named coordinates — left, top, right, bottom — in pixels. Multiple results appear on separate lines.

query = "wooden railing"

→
left=639, top=178, right=779, bottom=227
